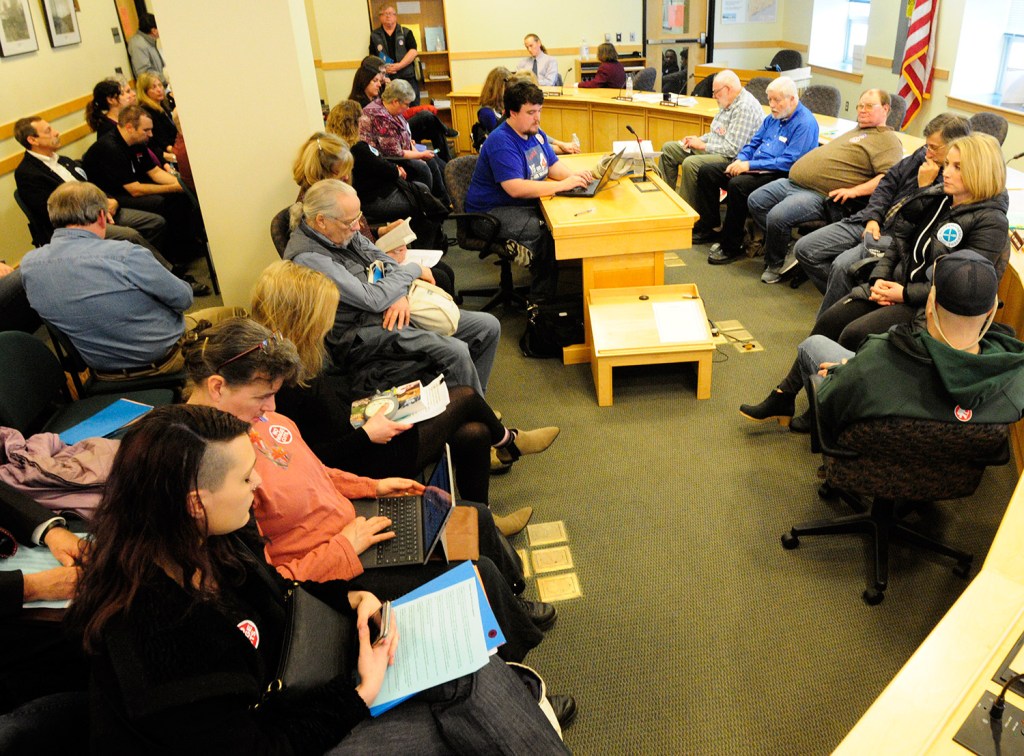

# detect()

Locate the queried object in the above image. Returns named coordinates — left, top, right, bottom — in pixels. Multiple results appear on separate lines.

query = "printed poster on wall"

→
left=722, top=0, right=777, bottom=24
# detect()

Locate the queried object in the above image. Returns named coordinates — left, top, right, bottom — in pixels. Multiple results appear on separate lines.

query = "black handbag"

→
left=519, top=298, right=585, bottom=359
left=266, top=585, right=356, bottom=697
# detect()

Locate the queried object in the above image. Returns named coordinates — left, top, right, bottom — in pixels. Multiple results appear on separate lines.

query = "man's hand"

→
left=382, top=296, right=411, bottom=331
left=340, top=517, right=394, bottom=554
left=0, top=262, right=13, bottom=278
left=22, top=565, right=78, bottom=603
left=869, top=279, right=904, bottom=306
left=419, top=150, right=435, bottom=161
left=725, top=160, right=749, bottom=177
left=684, top=136, right=707, bottom=151
left=378, top=219, right=404, bottom=237
left=396, top=165, right=407, bottom=179
left=561, top=140, right=581, bottom=154
left=362, top=411, right=413, bottom=444
left=555, top=174, right=590, bottom=193
left=918, top=157, right=940, bottom=187
left=45, top=526, right=83, bottom=566
left=817, top=359, right=848, bottom=377
left=387, top=245, right=408, bottom=264
left=828, top=186, right=861, bottom=204
left=862, top=220, right=881, bottom=241
left=375, top=478, right=425, bottom=497
left=107, top=198, right=119, bottom=214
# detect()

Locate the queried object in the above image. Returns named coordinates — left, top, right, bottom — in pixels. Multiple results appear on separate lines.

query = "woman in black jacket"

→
left=69, top=404, right=569, bottom=754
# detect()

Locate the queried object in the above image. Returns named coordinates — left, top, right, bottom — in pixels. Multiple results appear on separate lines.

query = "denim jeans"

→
left=487, top=204, right=558, bottom=301
left=748, top=179, right=837, bottom=268
left=779, top=334, right=855, bottom=395
left=659, top=144, right=729, bottom=211
left=793, top=220, right=864, bottom=295
left=818, top=242, right=875, bottom=318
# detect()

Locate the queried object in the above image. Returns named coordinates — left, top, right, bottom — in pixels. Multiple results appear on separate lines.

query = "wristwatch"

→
left=37, top=518, right=66, bottom=546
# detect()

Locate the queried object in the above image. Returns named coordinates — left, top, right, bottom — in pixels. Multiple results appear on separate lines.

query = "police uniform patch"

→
left=937, top=222, right=964, bottom=248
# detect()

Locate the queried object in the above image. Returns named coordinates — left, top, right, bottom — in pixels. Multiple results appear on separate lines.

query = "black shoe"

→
left=548, top=695, right=578, bottom=729
left=739, top=390, right=795, bottom=426
left=518, top=597, right=557, bottom=631
left=789, top=411, right=812, bottom=434
left=707, top=243, right=743, bottom=265
left=179, top=273, right=212, bottom=297
left=692, top=227, right=720, bottom=245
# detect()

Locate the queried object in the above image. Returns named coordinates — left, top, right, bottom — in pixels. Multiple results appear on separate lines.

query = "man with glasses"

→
left=20, top=182, right=243, bottom=379
left=693, top=77, right=818, bottom=266
left=369, top=3, right=420, bottom=106
left=746, top=88, right=903, bottom=283
left=658, top=70, right=763, bottom=219
left=795, top=113, right=971, bottom=314
left=285, top=179, right=501, bottom=397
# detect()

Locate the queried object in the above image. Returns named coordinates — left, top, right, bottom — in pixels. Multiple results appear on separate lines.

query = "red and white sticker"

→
left=268, top=425, right=293, bottom=445
left=237, top=619, right=260, bottom=648
left=954, top=406, right=973, bottom=423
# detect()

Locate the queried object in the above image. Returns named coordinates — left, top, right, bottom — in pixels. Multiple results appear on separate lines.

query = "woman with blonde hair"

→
left=292, top=131, right=354, bottom=197
left=136, top=71, right=178, bottom=164
left=474, top=68, right=580, bottom=154
left=250, top=259, right=558, bottom=515
left=518, top=34, right=558, bottom=86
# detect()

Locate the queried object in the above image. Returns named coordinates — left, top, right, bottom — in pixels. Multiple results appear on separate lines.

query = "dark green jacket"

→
left=817, top=324, right=1024, bottom=436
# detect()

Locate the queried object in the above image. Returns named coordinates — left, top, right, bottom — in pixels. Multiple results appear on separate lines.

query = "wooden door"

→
left=645, top=0, right=710, bottom=95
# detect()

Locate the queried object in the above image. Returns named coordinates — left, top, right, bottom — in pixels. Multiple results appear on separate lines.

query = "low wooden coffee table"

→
left=588, top=283, right=714, bottom=406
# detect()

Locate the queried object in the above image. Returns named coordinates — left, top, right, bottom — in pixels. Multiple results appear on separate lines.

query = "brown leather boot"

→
left=493, top=506, right=533, bottom=537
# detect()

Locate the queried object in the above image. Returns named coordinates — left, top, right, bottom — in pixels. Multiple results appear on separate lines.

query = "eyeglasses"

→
left=856, top=102, right=881, bottom=111
left=216, top=332, right=283, bottom=371
left=712, top=87, right=727, bottom=97
left=325, top=211, right=363, bottom=229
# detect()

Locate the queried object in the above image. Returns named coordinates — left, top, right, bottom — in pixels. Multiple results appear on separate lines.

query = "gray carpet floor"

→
left=451, top=237, right=1019, bottom=754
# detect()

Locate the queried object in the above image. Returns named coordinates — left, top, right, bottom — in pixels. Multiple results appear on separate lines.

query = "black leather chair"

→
left=691, top=74, right=714, bottom=98
left=443, top=155, right=527, bottom=312
left=0, top=330, right=172, bottom=436
left=781, top=380, right=1011, bottom=605
left=661, top=71, right=688, bottom=95
left=769, top=49, right=803, bottom=71
left=42, top=320, right=185, bottom=400
left=13, top=190, right=51, bottom=248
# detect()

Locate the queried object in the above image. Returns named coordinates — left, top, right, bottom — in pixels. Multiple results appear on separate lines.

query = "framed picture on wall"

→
left=40, top=0, right=80, bottom=48
left=0, top=0, right=39, bottom=57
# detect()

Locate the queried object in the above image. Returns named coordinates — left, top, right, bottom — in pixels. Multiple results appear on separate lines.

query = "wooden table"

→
left=589, top=284, right=714, bottom=406
left=537, top=153, right=699, bottom=365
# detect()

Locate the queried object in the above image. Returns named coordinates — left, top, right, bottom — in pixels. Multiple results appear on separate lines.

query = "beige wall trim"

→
left=449, top=46, right=641, bottom=62
left=315, top=58, right=364, bottom=71
left=0, top=94, right=92, bottom=142
left=863, top=54, right=949, bottom=81
left=947, top=96, right=1024, bottom=127
left=809, top=64, right=863, bottom=83
left=0, top=121, right=92, bottom=178
left=715, top=40, right=809, bottom=52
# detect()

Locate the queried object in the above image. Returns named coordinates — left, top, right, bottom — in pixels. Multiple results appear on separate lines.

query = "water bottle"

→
left=626, top=75, right=634, bottom=96
left=580, top=37, right=589, bottom=59
left=571, top=133, right=581, bottom=151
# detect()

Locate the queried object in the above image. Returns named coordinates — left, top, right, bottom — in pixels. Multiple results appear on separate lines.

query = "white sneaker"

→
left=779, top=247, right=800, bottom=275
left=761, top=266, right=783, bottom=284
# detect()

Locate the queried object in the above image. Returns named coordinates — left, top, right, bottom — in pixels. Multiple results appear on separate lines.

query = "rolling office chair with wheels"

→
left=443, top=155, right=528, bottom=312
left=0, top=330, right=173, bottom=436
left=781, top=380, right=1010, bottom=605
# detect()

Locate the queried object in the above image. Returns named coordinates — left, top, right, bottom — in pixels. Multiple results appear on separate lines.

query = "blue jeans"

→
left=818, top=242, right=875, bottom=318
left=793, top=219, right=864, bottom=295
left=779, top=334, right=855, bottom=395
left=328, top=657, right=568, bottom=754
left=487, top=204, right=558, bottom=301
left=747, top=179, right=836, bottom=268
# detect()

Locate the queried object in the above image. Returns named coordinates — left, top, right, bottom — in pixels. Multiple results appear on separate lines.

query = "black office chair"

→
left=661, top=71, right=688, bottom=95
left=781, top=380, right=1010, bottom=605
left=801, top=85, right=842, bottom=117
left=768, top=49, right=803, bottom=71
left=0, top=330, right=173, bottom=436
left=13, top=190, right=52, bottom=248
left=746, top=77, right=773, bottom=106
left=887, top=94, right=908, bottom=131
left=633, top=67, right=657, bottom=93
left=969, top=112, right=1009, bottom=145
left=443, top=156, right=528, bottom=312
left=42, top=320, right=186, bottom=400
left=691, top=74, right=714, bottom=98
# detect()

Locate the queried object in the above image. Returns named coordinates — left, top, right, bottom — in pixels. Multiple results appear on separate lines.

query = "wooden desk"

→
left=589, top=284, right=714, bottom=405
left=693, top=63, right=780, bottom=88
left=538, top=153, right=698, bottom=365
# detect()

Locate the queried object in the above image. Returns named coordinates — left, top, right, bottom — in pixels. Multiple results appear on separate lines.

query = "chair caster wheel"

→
left=953, top=561, right=972, bottom=579
left=817, top=482, right=836, bottom=500
left=863, top=588, right=884, bottom=605
left=781, top=532, right=799, bottom=550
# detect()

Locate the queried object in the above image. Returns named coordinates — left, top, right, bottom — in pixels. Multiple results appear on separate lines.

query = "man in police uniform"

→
left=369, top=3, right=420, bottom=106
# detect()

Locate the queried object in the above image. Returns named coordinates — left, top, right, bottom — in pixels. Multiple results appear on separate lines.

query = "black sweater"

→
left=351, top=140, right=401, bottom=204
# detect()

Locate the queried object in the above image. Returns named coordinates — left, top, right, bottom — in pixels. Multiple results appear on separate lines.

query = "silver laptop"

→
left=555, top=148, right=627, bottom=198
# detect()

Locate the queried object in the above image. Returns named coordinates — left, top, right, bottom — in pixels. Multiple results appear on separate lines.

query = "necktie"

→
left=533, top=59, right=538, bottom=76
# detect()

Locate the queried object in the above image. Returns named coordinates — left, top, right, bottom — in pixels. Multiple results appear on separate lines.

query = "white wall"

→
left=0, top=2, right=132, bottom=265
left=309, top=0, right=372, bottom=110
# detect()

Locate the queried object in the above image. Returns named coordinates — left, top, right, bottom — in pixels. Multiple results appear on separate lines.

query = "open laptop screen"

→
left=421, top=447, right=454, bottom=554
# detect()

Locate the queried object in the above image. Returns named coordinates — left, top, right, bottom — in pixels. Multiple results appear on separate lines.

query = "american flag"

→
left=897, top=0, right=940, bottom=128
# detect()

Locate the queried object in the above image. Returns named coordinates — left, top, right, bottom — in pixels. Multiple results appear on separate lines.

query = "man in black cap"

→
left=740, top=249, right=1024, bottom=433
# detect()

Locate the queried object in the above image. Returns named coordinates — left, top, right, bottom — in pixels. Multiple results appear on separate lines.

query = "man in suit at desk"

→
left=694, top=77, right=818, bottom=267
left=464, top=80, right=593, bottom=302
left=658, top=70, right=763, bottom=215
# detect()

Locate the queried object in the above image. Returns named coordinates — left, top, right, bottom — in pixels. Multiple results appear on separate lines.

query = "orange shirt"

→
left=249, top=412, right=378, bottom=582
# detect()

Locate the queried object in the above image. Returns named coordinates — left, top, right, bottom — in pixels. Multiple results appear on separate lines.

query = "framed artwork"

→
left=40, top=0, right=79, bottom=48
left=0, top=0, right=39, bottom=56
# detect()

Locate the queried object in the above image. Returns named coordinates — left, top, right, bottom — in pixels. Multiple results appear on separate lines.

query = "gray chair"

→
left=691, top=73, right=714, bottom=98
left=270, top=206, right=291, bottom=258
left=769, top=49, right=802, bottom=71
left=801, top=85, right=842, bottom=117
left=886, top=94, right=908, bottom=131
left=746, top=77, right=773, bottom=106
left=633, top=67, right=657, bottom=92
left=969, top=112, right=1009, bottom=145
left=661, top=71, right=688, bottom=95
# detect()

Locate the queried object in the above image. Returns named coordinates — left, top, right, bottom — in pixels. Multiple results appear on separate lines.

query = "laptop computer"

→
left=555, top=148, right=627, bottom=198
left=353, top=444, right=456, bottom=569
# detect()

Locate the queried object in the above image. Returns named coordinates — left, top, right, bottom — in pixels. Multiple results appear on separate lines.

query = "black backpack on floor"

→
left=519, top=298, right=585, bottom=359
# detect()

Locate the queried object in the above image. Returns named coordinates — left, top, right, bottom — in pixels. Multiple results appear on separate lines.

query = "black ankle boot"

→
left=739, top=390, right=795, bottom=426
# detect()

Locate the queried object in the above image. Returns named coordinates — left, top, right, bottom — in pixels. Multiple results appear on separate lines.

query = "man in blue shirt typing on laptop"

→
left=465, top=80, right=593, bottom=302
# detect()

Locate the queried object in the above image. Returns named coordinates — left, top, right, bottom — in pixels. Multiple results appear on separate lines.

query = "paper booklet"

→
left=349, top=374, right=450, bottom=429
left=376, top=217, right=417, bottom=253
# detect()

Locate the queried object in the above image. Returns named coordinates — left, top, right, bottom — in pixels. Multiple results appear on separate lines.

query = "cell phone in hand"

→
left=373, top=601, right=392, bottom=647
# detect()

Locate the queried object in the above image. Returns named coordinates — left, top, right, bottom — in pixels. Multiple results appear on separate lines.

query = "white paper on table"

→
left=612, top=140, right=656, bottom=159
left=404, top=249, right=444, bottom=268
left=400, top=374, right=450, bottom=424
left=652, top=300, right=708, bottom=343
left=372, top=577, right=489, bottom=709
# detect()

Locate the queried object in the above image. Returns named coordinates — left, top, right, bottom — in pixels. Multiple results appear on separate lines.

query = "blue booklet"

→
left=58, top=399, right=152, bottom=445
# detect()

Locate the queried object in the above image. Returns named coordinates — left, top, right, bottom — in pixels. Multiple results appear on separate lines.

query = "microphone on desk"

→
left=626, top=124, right=650, bottom=184
left=1009, top=150, right=1024, bottom=164
left=562, top=67, right=572, bottom=96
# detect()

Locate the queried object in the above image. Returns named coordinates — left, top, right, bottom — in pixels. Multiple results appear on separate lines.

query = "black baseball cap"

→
left=931, top=249, right=999, bottom=316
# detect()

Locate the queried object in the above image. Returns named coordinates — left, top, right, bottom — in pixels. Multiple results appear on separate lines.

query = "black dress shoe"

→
left=547, top=695, right=578, bottom=729
left=789, top=411, right=812, bottom=434
left=739, top=390, right=795, bottom=426
left=692, top=227, right=720, bottom=244
left=518, top=597, right=557, bottom=631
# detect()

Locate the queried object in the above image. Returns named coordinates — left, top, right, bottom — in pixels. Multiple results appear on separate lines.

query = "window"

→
left=952, top=0, right=1024, bottom=109
left=809, top=0, right=872, bottom=72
